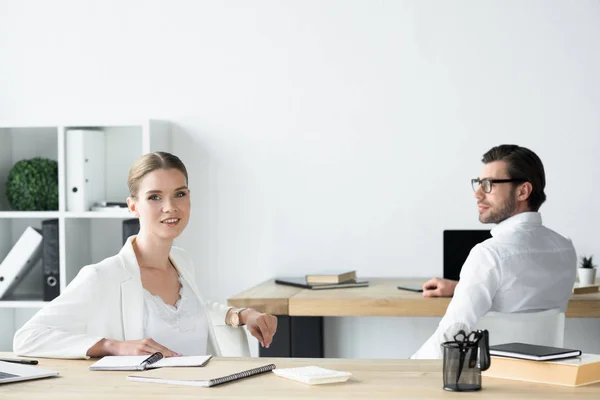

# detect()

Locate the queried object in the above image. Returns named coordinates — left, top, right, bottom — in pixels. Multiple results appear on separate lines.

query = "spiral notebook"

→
left=127, top=364, right=276, bottom=387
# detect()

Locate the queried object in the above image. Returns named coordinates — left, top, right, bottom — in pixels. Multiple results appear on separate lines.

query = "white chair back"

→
left=475, top=308, right=565, bottom=347
left=212, top=325, right=251, bottom=357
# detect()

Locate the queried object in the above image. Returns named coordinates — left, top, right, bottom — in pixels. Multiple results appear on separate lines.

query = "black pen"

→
left=140, top=352, right=163, bottom=369
left=0, top=357, right=38, bottom=365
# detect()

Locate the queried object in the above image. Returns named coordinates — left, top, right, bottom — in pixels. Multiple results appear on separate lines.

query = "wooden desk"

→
left=2, top=353, right=599, bottom=399
left=228, top=278, right=600, bottom=357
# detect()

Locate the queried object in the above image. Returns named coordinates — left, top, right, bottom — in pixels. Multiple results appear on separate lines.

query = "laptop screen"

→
left=443, top=230, right=492, bottom=281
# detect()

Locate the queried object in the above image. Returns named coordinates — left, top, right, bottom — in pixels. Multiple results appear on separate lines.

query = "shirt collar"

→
left=490, top=211, right=542, bottom=237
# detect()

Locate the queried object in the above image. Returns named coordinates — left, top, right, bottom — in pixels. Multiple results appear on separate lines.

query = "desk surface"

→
left=2, top=353, right=599, bottom=399
left=228, top=278, right=600, bottom=318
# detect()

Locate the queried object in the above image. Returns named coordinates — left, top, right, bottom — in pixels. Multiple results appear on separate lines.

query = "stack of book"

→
left=276, top=270, right=368, bottom=290
left=483, top=342, right=600, bottom=387
left=572, top=283, right=599, bottom=294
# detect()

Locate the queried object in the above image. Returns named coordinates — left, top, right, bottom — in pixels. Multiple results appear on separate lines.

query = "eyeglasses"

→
left=471, top=178, right=527, bottom=193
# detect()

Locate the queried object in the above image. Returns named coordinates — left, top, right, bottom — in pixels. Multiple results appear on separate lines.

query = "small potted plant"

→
left=5, top=157, right=58, bottom=211
left=578, top=256, right=597, bottom=286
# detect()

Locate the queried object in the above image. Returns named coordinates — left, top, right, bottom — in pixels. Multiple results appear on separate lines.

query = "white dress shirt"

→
left=143, top=275, right=209, bottom=356
left=411, top=212, right=577, bottom=359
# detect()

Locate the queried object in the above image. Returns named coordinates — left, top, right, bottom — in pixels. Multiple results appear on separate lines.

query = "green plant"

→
left=580, top=256, right=597, bottom=269
left=5, top=157, right=58, bottom=211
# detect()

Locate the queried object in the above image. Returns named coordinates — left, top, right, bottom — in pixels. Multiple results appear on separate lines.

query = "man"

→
left=412, top=145, right=576, bottom=359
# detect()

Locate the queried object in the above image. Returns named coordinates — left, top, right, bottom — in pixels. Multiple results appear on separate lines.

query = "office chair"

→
left=476, top=308, right=565, bottom=347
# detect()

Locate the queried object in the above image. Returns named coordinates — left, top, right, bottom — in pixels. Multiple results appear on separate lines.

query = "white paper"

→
left=272, top=366, right=352, bottom=385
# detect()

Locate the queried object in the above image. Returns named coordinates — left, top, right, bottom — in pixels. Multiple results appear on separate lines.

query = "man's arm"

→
left=422, top=278, right=458, bottom=297
left=412, top=245, right=499, bottom=359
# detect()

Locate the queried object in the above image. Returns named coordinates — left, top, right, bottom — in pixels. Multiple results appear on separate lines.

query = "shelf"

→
left=0, top=301, right=48, bottom=309
left=65, top=211, right=133, bottom=219
left=0, top=211, right=135, bottom=219
left=0, top=119, right=168, bottom=349
left=0, top=119, right=158, bottom=129
left=0, top=211, right=61, bottom=218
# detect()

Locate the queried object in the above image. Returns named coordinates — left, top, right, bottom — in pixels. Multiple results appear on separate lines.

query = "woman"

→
left=13, top=152, right=277, bottom=358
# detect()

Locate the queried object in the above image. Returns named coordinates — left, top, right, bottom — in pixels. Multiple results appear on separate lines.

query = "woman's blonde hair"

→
left=128, top=152, right=188, bottom=198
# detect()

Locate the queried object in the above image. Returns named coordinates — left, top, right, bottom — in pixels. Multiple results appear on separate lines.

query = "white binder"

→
left=0, top=227, right=43, bottom=299
left=66, top=129, right=106, bottom=212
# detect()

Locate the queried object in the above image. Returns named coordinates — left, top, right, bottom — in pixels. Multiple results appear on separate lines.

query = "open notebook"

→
left=89, top=354, right=212, bottom=371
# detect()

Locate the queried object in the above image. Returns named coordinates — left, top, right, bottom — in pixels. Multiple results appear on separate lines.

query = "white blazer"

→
left=13, top=237, right=230, bottom=359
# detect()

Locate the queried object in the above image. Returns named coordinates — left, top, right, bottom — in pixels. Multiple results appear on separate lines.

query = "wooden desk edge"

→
left=228, top=279, right=600, bottom=318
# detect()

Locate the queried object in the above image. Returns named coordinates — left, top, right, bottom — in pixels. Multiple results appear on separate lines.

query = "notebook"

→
left=89, top=353, right=212, bottom=371
left=128, top=363, right=276, bottom=387
left=272, top=366, right=352, bottom=385
left=0, top=361, right=59, bottom=384
left=489, top=343, right=582, bottom=361
left=275, top=277, right=369, bottom=290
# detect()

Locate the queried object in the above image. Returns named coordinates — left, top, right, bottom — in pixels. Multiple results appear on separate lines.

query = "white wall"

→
left=1, top=0, right=599, bottom=357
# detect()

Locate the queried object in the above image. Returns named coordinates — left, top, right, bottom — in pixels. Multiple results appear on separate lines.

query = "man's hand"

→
left=422, top=278, right=458, bottom=298
left=87, top=338, right=180, bottom=357
left=240, top=309, right=278, bottom=348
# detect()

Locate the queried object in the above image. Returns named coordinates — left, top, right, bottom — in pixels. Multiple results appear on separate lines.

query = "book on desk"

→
left=484, top=353, right=600, bottom=387
left=572, top=283, right=599, bottom=295
left=489, top=343, right=582, bottom=361
left=305, top=270, right=356, bottom=284
left=275, top=277, right=369, bottom=290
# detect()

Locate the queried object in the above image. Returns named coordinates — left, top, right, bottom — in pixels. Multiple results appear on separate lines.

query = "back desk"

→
left=2, top=353, right=599, bottom=399
left=227, top=278, right=600, bottom=357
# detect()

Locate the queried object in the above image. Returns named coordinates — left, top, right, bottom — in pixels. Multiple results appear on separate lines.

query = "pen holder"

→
left=442, top=329, right=490, bottom=392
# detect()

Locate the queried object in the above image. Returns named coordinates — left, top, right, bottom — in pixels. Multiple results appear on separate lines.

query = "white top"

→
left=412, top=212, right=577, bottom=359
left=143, top=275, right=209, bottom=356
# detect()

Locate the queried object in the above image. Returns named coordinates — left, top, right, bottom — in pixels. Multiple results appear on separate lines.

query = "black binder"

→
left=41, top=219, right=59, bottom=301
left=122, top=219, right=140, bottom=244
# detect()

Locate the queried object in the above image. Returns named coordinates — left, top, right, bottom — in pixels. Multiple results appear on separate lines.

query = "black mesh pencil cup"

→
left=442, top=329, right=490, bottom=392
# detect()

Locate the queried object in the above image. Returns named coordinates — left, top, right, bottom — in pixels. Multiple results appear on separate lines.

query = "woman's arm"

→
left=87, top=338, right=179, bottom=357
left=13, top=266, right=104, bottom=359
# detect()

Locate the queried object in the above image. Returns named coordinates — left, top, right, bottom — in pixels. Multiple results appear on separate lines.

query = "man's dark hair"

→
left=482, top=145, right=546, bottom=211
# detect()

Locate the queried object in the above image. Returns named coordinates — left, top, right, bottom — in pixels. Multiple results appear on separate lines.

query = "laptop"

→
left=0, top=361, right=58, bottom=384
left=443, top=230, right=492, bottom=281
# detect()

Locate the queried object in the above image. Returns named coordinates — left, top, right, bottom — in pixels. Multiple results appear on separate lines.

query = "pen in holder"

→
left=441, top=329, right=490, bottom=392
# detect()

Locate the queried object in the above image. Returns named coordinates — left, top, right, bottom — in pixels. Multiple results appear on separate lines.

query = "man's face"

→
left=474, top=161, right=518, bottom=224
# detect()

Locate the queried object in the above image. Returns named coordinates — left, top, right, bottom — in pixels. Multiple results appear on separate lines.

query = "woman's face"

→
left=127, top=168, right=191, bottom=241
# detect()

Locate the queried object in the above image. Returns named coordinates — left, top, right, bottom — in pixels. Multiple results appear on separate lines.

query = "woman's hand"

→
left=87, top=338, right=180, bottom=357
left=241, top=309, right=278, bottom=348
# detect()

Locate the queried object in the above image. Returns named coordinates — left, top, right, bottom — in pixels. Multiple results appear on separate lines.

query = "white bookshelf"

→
left=0, top=120, right=171, bottom=350
left=0, top=301, right=49, bottom=309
